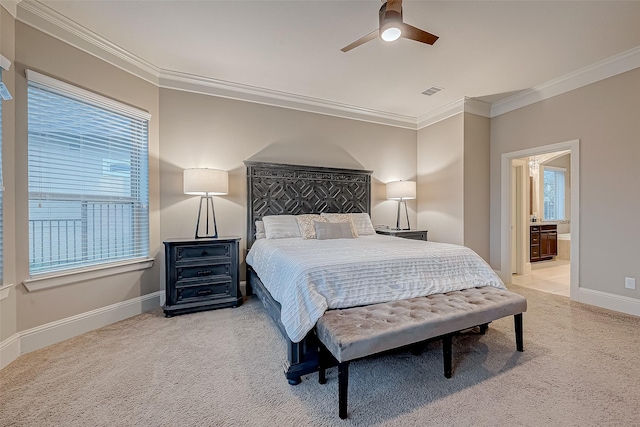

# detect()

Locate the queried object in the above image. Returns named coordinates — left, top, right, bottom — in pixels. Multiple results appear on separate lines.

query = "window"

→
left=27, top=71, right=150, bottom=275
left=543, top=167, right=565, bottom=221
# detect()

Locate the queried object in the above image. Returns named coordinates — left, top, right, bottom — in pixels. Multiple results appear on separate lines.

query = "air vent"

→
left=421, top=86, right=443, bottom=96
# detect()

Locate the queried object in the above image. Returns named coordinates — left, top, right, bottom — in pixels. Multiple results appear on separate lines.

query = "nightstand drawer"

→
left=403, top=231, right=428, bottom=241
left=176, top=263, right=230, bottom=281
left=375, top=229, right=428, bottom=241
left=176, top=243, right=231, bottom=261
left=176, top=281, right=231, bottom=303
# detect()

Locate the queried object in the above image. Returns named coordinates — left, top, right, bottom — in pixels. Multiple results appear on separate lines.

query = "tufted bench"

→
left=315, top=286, right=527, bottom=419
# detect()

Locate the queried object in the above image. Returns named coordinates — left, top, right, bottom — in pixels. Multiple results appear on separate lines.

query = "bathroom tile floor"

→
left=510, top=259, right=570, bottom=297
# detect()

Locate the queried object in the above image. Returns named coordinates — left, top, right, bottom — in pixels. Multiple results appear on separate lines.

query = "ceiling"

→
left=21, top=1, right=640, bottom=125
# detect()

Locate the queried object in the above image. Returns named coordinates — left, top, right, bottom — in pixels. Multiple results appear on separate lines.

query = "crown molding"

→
left=0, top=0, right=20, bottom=18
left=491, top=45, right=640, bottom=117
left=415, top=98, right=465, bottom=129
left=464, top=98, right=491, bottom=118
left=415, top=97, right=491, bottom=129
left=11, top=1, right=640, bottom=128
left=159, top=70, right=417, bottom=129
left=15, top=0, right=160, bottom=85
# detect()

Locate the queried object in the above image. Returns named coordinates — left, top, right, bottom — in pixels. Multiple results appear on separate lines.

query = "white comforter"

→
left=246, top=235, right=505, bottom=343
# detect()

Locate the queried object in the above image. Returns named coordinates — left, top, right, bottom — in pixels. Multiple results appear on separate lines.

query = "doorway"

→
left=500, top=140, right=580, bottom=300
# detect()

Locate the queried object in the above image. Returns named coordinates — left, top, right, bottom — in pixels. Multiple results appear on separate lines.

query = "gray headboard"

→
left=245, top=161, right=372, bottom=248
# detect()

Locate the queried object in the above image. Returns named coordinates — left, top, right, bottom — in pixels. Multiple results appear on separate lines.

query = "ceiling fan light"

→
left=381, top=27, right=401, bottom=42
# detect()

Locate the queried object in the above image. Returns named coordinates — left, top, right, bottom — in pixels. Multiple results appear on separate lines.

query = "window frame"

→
left=25, top=70, right=153, bottom=284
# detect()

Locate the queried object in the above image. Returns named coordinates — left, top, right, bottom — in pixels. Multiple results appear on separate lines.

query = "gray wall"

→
left=417, top=112, right=490, bottom=261
left=490, top=67, right=640, bottom=297
left=417, top=113, right=464, bottom=245
left=463, top=113, right=490, bottom=261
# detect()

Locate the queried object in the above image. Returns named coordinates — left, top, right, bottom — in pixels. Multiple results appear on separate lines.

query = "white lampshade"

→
left=386, top=180, right=416, bottom=200
left=183, top=168, right=229, bottom=195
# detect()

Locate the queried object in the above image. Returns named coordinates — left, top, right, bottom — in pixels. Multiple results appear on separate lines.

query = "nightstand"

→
left=375, top=228, right=428, bottom=241
left=163, top=237, right=242, bottom=317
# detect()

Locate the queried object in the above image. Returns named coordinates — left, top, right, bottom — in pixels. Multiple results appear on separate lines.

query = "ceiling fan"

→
left=341, top=0, right=439, bottom=52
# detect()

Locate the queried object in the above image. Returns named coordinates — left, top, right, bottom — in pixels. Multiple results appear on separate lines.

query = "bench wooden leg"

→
left=318, top=345, right=327, bottom=384
left=514, top=313, right=524, bottom=352
left=319, top=365, right=327, bottom=384
left=443, top=334, right=453, bottom=379
left=338, top=362, right=350, bottom=419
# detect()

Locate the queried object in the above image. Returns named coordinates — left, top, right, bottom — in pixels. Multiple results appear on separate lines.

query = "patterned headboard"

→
left=245, top=161, right=372, bottom=248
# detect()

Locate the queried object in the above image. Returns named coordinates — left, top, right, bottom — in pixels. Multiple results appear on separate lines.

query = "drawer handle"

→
left=197, top=270, right=213, bottom=276
left=201, top=250, right=209, bottom=256
left=196, top=289, right=213, bottom=296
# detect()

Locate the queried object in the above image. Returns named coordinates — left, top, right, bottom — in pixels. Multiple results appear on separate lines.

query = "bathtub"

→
left=557, top=233, right=570, bottom=260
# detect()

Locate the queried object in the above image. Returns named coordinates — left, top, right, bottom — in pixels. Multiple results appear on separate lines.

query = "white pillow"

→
left=350, top=212, right=376, bottom=236
left=255, top=220, right=266, bottom=240
left=262, top=215, right=302, bottom=239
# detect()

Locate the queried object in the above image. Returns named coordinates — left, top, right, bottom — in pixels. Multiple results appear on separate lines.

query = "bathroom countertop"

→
left=530, top=219, right=571, bottom=226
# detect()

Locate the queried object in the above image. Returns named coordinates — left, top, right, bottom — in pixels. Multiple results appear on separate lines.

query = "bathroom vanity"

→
left=530, top=224, right=558, bottom=262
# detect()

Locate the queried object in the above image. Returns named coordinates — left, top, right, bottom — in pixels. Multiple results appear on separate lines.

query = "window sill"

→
left=23, top=258, right=155, bottom=292
left=0, top=283, right=15, bottom=301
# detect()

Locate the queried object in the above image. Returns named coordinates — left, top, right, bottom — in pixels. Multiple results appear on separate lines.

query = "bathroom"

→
left=529, top=151, right=571, bottom=261
left=510, top=147, right=575, bottom=298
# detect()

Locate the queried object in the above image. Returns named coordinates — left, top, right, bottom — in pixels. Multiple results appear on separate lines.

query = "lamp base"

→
left=195, top=195, right=219, bottom=239
left=395, top=199, right=411, bottom=231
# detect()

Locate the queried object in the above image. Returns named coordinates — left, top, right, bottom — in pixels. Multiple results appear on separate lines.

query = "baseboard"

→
left=19, top=291, right=163, bottom=355
left=0, top=333, right=21, bottom=369
left=578, top=288, right=640, bottom=317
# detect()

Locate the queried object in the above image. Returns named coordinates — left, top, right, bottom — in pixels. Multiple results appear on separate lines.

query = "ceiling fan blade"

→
left=400, top=23, right=439, bottom=45
left=341, top=29, right=379, bottom=52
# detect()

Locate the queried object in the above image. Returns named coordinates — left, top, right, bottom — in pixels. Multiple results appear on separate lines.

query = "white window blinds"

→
left=27, top=70, right=150, bottom=275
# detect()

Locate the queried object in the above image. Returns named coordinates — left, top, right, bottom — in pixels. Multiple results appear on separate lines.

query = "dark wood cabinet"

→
left=530, top=225, right=557, bottom=262
left=375, top=229, right=428, bottom=241
left=163, top=237, right=242, bottom=317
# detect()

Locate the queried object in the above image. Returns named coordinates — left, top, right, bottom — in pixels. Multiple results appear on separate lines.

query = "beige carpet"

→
left=2, top=285, right=639, bottom=427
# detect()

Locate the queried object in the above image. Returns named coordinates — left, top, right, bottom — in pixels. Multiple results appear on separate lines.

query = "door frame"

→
left=511, top=159, right=529, bottom=275
left=500, top=139, right=580, bottom=300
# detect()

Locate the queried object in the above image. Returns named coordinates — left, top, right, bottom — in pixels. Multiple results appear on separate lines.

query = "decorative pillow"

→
left=350, top=212, right=376, bottom=236
left=262, top=215, right=302, bottom=239
left=296, top=214, right=327, bottom=239
left=255, top=220, right=266, bottom=240
left=320, top=213, right=358, bottom=237
left=315, top=222, right=355, bottom=240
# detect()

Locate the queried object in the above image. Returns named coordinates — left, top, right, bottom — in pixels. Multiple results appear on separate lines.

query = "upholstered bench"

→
left=315, top=286, right=527, bottom=419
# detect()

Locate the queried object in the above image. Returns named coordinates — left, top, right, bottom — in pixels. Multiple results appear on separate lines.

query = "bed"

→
left=244, top=161, right=504, bottom=384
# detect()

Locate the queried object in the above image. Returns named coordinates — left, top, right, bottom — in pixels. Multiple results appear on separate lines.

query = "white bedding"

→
left=246, top=235, right=505, bottom=343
